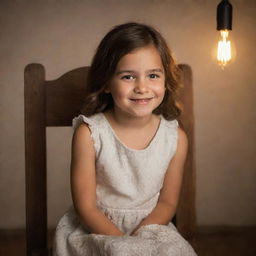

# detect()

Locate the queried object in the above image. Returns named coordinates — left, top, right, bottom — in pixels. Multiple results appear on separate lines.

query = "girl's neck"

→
left=104, top=108, right=155, bottom=130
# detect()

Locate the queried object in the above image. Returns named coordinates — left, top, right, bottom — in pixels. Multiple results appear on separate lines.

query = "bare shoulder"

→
left=73, top=123, right=91, bottom=138
left=177, top=127, right=188, bottom=145
left=72, top=123, right=95, bottom=156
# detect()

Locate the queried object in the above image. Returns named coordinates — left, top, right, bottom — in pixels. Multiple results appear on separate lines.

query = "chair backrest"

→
left=24, top=63, right=195, bottom=256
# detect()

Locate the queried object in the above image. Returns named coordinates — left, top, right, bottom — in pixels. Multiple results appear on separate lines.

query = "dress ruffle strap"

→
left=72, top=114, right=100, bottom=156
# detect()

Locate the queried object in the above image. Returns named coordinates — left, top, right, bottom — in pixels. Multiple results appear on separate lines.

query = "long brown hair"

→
left=81, top=22, right=181, bottom=120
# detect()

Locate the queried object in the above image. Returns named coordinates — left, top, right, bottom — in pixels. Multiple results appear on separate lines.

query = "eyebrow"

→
left=115, top=68, right=164, bottom=75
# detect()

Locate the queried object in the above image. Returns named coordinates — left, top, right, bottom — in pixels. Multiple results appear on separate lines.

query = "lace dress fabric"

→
left=53, top=112, right=197, bottom=256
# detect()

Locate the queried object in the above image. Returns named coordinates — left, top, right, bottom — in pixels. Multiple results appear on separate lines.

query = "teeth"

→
left=130, top=98, right=152, bottom=104
left=132, top=98, right=151, bottom=100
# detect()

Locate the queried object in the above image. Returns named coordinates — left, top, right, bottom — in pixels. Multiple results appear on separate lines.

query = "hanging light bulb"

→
left=216, top=0, right=233, bottom=68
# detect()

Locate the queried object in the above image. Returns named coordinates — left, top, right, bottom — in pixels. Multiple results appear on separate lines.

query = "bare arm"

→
left=130, top=127, right=188, bottom=235
left=71, top=123, right=124, bottom=236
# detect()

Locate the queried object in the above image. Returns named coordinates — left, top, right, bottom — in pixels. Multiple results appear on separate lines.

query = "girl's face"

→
left=105, top=45, right=165, bottom=119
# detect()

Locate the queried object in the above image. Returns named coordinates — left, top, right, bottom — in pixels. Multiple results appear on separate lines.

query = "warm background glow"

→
left=0, top=0, right=255, bottom=229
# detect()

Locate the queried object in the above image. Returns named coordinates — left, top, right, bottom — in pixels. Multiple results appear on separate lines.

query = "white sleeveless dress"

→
left=53, top=112, right=197, bottom=256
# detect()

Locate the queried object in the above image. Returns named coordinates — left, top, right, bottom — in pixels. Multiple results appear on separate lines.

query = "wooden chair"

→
left=24, top=63, right=196, bottom=256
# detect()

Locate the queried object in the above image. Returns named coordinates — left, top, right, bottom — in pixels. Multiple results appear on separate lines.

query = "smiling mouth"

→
left=130, top=98, right=153, bottom=104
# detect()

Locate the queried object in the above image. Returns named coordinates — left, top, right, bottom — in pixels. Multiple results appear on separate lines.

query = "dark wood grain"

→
left=24, top=64, right=48, bottom=256
left=46, top=67, right=89, bottom=126
left=177, top=64, right=196, bottom=238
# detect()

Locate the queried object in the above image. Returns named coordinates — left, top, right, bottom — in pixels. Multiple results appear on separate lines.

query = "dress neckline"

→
left=100, top=112, right=163, bottom=152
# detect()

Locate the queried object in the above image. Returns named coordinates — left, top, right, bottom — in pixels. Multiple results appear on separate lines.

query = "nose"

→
left=133, top=78, right=148, bottom=94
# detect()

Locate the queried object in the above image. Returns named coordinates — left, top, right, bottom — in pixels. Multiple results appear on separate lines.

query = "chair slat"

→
left=24, top=64, right=48, bottom=256
left=177, top=64, right=196, bottom=238
left=45, top=67, right=89, bottom=126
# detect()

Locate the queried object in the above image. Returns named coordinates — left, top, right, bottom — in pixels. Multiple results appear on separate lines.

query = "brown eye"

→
left=149, top=74, right=160, bottom=79
left=121, top=75, right=135, bottom=80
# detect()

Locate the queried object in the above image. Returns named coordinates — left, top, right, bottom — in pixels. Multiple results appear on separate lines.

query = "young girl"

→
left=54, top=22, right=197, bottom=255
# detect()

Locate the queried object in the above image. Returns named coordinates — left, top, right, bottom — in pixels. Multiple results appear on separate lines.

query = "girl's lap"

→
left=66, top=224, right=196, bottom=256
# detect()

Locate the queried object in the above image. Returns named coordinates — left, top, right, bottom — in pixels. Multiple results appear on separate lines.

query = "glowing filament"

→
left=217, top=30, right=232, bottom=67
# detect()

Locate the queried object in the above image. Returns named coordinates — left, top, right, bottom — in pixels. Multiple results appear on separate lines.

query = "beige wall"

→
left=0, top=0, right=255, bottom=229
